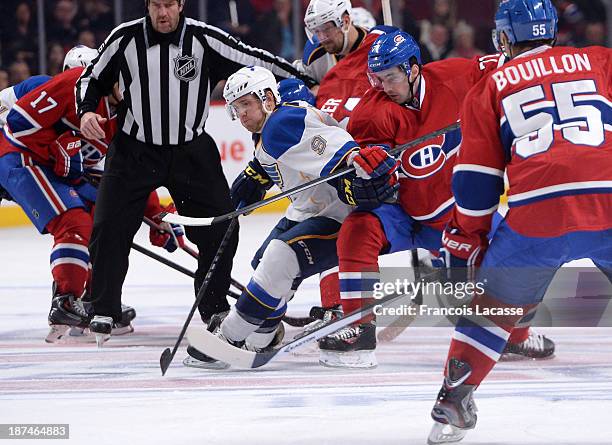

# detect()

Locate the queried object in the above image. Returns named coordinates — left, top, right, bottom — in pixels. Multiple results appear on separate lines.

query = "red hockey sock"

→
left=507, top=326, right=530, bottom=344
left=445, top=294, right=534, bottom=386
left=319, top=267, right=340, bottom=308
left=337, top=211, right=388, bottom=323
left=46, top=208, right=93, bottom=298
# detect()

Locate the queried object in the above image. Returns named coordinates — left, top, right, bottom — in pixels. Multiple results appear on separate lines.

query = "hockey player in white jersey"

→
left=184, top=66, right=398, bottom=368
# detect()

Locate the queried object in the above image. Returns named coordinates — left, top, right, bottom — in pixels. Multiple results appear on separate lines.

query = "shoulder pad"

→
left=302, top=38, right=328, bottom=66
left=262, top=105, right=307, bottom=159
left=369, top=25, right=399, bottom=35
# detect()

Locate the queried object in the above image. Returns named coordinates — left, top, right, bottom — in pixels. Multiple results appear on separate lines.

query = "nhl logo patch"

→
left=311, top=135, right=327, bottom=155
left=173, top=55, right=199, bottom=82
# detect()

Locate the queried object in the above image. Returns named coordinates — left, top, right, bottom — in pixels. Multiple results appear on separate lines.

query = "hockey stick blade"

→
left=160, top=211, right=215, bottom=226
left=187, top=290, right=415, bottom=369
left=163, top=122, right=461, bottom=227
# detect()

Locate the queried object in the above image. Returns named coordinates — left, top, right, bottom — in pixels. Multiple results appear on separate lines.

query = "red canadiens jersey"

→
left=450, top=45, right=612, bottom=239
left=348, top=54, right=505, bottom=231
left=316, top=28, right=389, bottom=129
left=0, top=67, right=115, bottom=168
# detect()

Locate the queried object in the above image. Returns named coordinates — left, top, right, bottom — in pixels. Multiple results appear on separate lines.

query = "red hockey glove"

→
left=149, top=203, right=185, bottom=253
left=439, top=226, right=487, bottom=284
left=50, top=131, right=84, bottom=181
left=348, top=145, right=400, bottom=179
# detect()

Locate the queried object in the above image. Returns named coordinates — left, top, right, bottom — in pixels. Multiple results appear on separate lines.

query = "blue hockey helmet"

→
left=278, top=79, right=316, bottom=106
left=493, top=0, right=558, bottom=51
left=368, top=30, right=421, bottom=75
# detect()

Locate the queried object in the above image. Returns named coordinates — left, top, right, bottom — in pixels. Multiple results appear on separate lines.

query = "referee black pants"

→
left=88, top=131, right=238, bottom=322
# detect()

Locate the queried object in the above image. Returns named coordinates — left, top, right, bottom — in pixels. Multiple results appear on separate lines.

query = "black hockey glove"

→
left=334, top=171, right=399, bottom=210
left=230, top=158, right=273, bottom=210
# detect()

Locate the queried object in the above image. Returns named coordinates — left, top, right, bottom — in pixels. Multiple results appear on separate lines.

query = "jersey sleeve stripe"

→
left=453, top=163, right=505, bottom=177
left=456, top=203, right=498, bottom=217
left=507, top=181, right=612, bottom=207
left=320, top=140, right=359, bottom=177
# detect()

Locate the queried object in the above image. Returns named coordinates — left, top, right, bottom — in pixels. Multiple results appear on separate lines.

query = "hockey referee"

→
left=77, top=0, right=313, bottom=334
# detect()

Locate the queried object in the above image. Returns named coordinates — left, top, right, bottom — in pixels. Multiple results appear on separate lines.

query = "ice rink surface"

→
left=2, top=214, right=612, bottom=445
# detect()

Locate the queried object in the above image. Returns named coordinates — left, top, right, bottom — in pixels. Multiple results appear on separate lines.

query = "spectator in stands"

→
left=77, top=30, right=97, bottom=49
left=8, top=60, right=30, bottom=84
left=76, top=0, right=114, bottom=45
left=2, top=1, right=37, bottom=73
left=208, top=0, right=256, bottom=45
left=0, top=69, right=8, bottom=90
left=578, top=21, right=607, bottom=47
left=448, top=21, right=483, bottom=59
left=48, top=0, right=79, bottom=49
left=46, top=42, right=65, bottom=76
left=252, top=0, right=295, bottom=60
left=421, top=22, right=452, bottom=61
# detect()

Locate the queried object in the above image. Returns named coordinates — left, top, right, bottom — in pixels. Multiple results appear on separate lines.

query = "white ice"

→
left=1, top=214, right=612, bottom=445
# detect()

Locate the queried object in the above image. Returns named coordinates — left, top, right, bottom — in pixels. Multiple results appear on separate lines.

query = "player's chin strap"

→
left=338, top=23, right=352, bottom=56
left=403, top=66, right=422, bottom=109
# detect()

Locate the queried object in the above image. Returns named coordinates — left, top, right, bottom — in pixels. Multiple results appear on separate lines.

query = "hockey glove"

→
left=348, top=145, right=400, bottom=179
left=439, top=226, right=487, bottom=284
left=335, top=171, right=399, bottom=210
left=150, top=203, right=185, bottom=253
left=230, top=158, right=273, bottom=211
left=50, top=131, right=84, bottom=182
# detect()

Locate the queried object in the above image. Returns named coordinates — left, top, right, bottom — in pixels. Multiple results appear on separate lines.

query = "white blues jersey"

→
left=256, top=102, right=358, bottom=222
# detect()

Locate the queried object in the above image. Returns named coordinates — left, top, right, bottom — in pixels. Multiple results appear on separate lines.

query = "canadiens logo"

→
left=400, top=143, right=447, bottom=179
left=311, top=135, right=327, bottom=155
left=394, top=34, right=406, bottom=44
left=173, top=55, right=199, bottom=82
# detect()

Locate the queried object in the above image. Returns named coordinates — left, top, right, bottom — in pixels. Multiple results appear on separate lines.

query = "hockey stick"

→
left=161, top=122, right=460, bottom=227
left=159, top=213, right=240, bottom=376
left=377, top=249, right=424, bottom=342
left=142, top=216, right=246, bottom=292
left=130, top=242, right=242, bottom=299
left=185, top=270, right=437, bottom=369
left=382, top=0, right=393, bottom=26
left=131, top=241, right=312, bottom=326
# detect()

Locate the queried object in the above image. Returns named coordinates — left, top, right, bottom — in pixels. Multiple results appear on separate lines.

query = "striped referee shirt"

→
left=76, top=14, right=307, bottom=146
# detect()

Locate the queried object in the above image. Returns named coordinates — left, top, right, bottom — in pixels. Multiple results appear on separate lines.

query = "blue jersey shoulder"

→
left=262, top=105, right=307, bottom=159
left=13, top=75, right=51, bottom=99
left=369, top=25, right=399, bottom=35
left=302, top=36, right=328, bottom=66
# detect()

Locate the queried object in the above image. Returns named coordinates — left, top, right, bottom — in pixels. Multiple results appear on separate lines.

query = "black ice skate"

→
left=89, top=315, right=114, bottom=347
left=46, top=288, right=93, bottom=343
left=318, top=320, right=377, bottom=369
left=294, top=305, right=343, bottom=340
left=428, top=358, right=477, bottom=444
left=502, top=330, right=555, bottom=360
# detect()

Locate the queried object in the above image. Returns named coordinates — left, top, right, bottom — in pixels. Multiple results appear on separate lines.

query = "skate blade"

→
left=183, top=356, right=230, bottom=370
left=94, top=333, right=110, bottom=348
left=111, top=324, right=134, bottom=336
left=319, top=350, right=378, bottom=369
left=427, top=421, right=468, bottom=444
left=45, top=325, right=70, bottom=343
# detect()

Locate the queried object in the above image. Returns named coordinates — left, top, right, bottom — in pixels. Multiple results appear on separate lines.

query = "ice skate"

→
left=318, top=320, right=377, bottom=369
left=46, top=288, right=92, bottom=343
left=89, top=315, right=113, bottom=347
left=293, top=305, right=342, bottom=341
left=428, top=358, right=477, bottom=444
left=502, top=330, right=555, bottom=360
left=184, top=311, right=235, bottom=369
